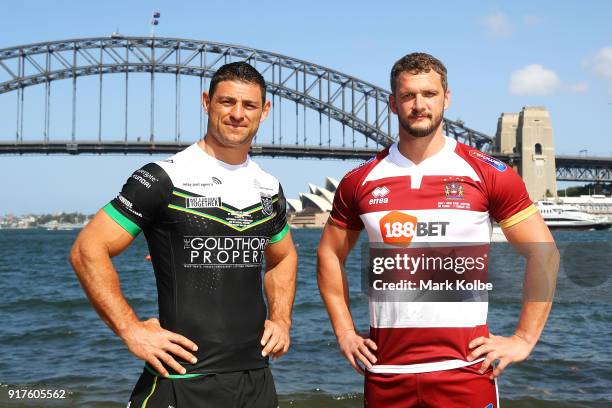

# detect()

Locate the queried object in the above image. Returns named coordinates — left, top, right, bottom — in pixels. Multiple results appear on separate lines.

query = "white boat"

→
left=537, top=200, right=612, bottom=230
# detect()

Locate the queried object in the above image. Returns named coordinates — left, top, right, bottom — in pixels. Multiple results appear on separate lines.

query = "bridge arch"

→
left=0, top=36, right=494, bottom=152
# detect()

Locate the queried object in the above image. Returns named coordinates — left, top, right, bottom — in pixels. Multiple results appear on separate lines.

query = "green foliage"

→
left=557, top=182, right=612, bottom=197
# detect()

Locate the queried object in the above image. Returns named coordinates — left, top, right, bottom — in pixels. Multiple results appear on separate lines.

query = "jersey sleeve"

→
left=329, top=174, right=364, bottom=230
left=103, top=163, right=172, bottom=236
left=487, top=165, right=538, bottom=229
left=269, top=183, right=289, bottom=244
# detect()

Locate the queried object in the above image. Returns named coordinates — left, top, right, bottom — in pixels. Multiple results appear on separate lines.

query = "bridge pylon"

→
left=496, top=106, right=558, bottom=200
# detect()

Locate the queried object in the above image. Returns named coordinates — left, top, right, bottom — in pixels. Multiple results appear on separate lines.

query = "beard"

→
left=398, top=110, right=444, bottom=138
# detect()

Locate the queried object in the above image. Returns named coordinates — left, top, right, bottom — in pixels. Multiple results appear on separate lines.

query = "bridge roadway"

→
left=1, top=141, right=610, bottom=182
left=0, top=37, right=610, bottom=182
left=0, top=141, right=376, bottom=159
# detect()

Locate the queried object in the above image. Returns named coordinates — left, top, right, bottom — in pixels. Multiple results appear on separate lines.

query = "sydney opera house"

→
left=287, top=177, right=339, bottom=228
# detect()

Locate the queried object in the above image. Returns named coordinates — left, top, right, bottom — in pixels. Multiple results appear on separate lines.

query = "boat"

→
left=536, top=200, right=612, bottom=230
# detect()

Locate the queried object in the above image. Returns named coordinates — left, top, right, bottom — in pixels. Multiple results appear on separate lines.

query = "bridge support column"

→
left=518, top=106, right=558, bottom=200
left=496, top=106, right=558, bottom=200
left=495, top=112, right=519, bottom=154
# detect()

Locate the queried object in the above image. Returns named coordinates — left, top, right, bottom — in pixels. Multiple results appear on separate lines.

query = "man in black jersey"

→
left=70, top=62, right=297, bottom=408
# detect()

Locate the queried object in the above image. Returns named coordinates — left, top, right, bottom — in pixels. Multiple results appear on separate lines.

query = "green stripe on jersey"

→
left=270, top=223, right=289, bottom=244
left=144, top=363, right=207, bottom=379
left=102, top=203, right=141, bottom=237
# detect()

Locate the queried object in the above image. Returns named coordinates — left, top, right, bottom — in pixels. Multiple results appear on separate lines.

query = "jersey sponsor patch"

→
left=183, top=235, right=269, bottom=267
left=187, top=196, right=222, bottom=208
left=468, top=150, right=507, bottom=172
left=117, top=194, right=134, bottom=209
left=116, top=194, right=143, bottom=218
left=379, top=211, right=449, bottom=244
left=130, top=168, right=159, bottom=189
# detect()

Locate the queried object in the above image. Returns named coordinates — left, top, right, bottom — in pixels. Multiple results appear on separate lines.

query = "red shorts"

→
left=364, top=363, right=499, bottom=408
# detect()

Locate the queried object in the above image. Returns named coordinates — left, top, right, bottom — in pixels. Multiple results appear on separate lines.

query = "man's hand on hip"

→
left=467, top=333, right=534, bottom=379
left=337, top=330, right=378, bottom=375
left=260, top=319, right=291, bottom=360
left=120, top=318, right=198, bottom=377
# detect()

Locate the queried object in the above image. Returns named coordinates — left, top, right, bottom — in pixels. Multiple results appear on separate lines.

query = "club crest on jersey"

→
left=369, top=186, right=390, bottom=205
left=260, top=193, right=274, bottom=216
left=444, top=182, right=464, bottom=200
left=469, top=150, right=507, bottom=172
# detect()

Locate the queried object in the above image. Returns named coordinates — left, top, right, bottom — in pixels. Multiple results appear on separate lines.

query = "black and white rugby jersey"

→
left=103, top=143, right=289, bottom=375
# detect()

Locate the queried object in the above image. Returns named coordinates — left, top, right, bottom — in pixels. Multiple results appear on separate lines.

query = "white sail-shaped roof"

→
left=300, top=193, right=332, bottom=212
left=287, top=199, right=303, bottom=213
left=326, top=177, right=339, bottom=192
left=316, top=187, right=335, bottom=204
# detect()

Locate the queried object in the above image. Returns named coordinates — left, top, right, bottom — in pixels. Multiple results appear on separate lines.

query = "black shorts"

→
left=127, top=367, right=278, bottom=408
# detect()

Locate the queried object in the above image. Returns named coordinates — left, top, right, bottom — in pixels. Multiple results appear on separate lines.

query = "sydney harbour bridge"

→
left=0, top=36, right=610, bottom=182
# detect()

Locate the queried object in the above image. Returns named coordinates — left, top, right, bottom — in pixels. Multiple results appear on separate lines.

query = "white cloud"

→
left=590, top=47, right=612, bottom=79
left=509, top=64, right=561, bottom=96
left=481, top=12, right=514, bottom=37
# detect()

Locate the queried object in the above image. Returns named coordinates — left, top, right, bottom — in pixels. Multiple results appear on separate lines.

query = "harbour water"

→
left=0, top=228, right=610, bottom=407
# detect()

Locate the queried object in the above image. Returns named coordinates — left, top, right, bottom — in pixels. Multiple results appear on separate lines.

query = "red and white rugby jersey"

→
left=330, top=136, right=537, bottom=374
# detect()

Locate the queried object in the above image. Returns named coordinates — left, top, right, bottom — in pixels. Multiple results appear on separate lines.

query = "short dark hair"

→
left=209, top=61, right=267, bottom=104
left=390, top=53, right=448, bottom=93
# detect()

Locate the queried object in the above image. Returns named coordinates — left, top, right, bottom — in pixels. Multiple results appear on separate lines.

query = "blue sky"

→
left=1, top=0, right=611, bottom=214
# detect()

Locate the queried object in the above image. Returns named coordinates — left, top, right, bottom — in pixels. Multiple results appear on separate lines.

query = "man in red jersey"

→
left=317, top=53, right=559, bottom=407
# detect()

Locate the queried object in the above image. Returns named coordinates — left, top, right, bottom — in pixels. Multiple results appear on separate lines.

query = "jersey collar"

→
left=190, top=143, right=251, bottom=170
left=389, top=136, right=456, bottom=168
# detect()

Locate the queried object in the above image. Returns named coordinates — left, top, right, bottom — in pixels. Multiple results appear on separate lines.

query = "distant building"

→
left=288, top=177, right=339, bottom=228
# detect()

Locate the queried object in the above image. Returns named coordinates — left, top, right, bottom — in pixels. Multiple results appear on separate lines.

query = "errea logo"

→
left=369, top=186, right=390, bottom=205
left=372, top=186, right=389, bottom=197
